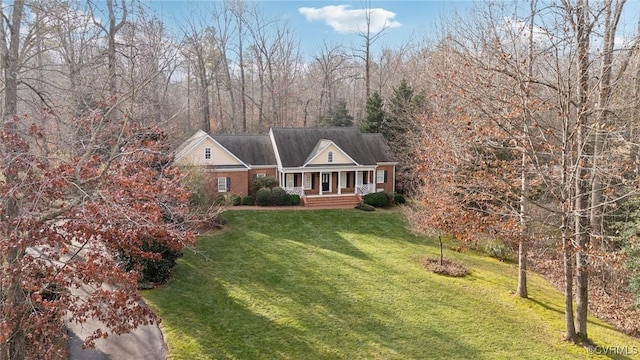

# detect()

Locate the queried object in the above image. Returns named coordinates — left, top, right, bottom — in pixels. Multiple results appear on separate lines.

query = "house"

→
left=174, top=127, right=396, bottom=207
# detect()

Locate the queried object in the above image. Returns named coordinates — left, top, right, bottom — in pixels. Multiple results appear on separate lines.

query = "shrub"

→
left=485, top=241, right=513, bottom=262
left=184, top=170, right=215, bottom=208
left=255, top=188, right=272, bottom=206
left=363, top=191, right=390, bottom=208
left=287, top=194, right=301, bottom=206
left=214, top=193, right=227, bottom=205
left=230, top=194, right=241, bottom=206
left=251, top=176, right=279, bottom=195
left=119, top=240, right=183, bottom=285
left=393, top=193, right=406, bottom=205
left=355, top=202, right=375, bottom=211
left=241, top=195, right=254, bottom=206
left=271, top=187, right=289, bottom=206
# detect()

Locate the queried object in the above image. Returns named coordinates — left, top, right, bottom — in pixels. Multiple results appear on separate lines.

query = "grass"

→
left=143, top=209, right=640, bottom=359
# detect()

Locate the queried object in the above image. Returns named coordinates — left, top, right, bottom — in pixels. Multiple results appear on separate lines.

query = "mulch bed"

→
left=419, top=257, right=470, bottom=277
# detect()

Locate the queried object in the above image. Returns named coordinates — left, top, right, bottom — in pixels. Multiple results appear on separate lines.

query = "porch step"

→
left=303, top=195, right=361, bottom=208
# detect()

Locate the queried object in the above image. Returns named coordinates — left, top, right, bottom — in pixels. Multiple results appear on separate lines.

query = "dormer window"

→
left=328, top=151, right=333, bottom=163
left=204, top=147, right=211, bottom=160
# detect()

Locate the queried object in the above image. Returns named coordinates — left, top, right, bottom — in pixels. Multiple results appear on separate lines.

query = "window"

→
left=204, top=147, right=211, bottom=160
left=286, top=173, right=294, bottom=187
left=303, top=173, right=312, bottom=190
left=377, top=170, right=387, bottom=184
left=217, top=177, right=230, bottom=192
left=340, top=172, right=347, bottom=188
left=256, top=173, right=266, bottom=178
left=328, top=151, right=333, bottom=163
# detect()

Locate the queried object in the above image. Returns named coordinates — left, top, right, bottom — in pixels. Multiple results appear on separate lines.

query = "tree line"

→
left=2, top=0, right=640, bottom=357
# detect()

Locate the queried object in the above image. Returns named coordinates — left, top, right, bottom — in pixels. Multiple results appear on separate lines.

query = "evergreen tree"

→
left=382, top=79, right=426, bottom=196
left=361, top=91, right=385, bottom=133
left=318, top=99, right=354, bottom=127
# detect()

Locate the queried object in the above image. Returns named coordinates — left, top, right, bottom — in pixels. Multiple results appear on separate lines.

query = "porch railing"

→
left=284, top=187, right=305, bottom=197
left=356, top=184, right=375, bottom=195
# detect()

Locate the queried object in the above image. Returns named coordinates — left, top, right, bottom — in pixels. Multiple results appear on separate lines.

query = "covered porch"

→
left=278, top=167, right=377, bottom=198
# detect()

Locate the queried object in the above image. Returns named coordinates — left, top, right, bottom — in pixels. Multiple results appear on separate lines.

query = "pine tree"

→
left=382, top=79, right=426, bottom=195
left=318, top=99, right=354, bottom=127
left=361, top=91, right=385, bottom=133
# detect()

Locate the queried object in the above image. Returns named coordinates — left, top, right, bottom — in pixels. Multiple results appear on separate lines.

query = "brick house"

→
left=174, top=127, right=396, bottom=207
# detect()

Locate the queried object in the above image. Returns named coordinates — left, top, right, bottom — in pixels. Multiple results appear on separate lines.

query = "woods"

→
left=416, top=0, right=640, bottom=344
left=1, top=0, right=640, bottom=357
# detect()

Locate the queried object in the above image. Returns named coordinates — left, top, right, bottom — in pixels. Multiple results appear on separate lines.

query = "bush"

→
left=230, top=194, right=241, bottom=206
left=241, top=195, right=254, bottom=206
left=393, top=193, right=406, bottom=205
left=363, top=191, right=390, bottom=208
left=214, top=193, right=227, bottom=205
left=184, top=170, right=215, bottom=208
left=271, top=187, right=289, bottom=206
left=287, top=194, right=301, bottom=206
left=251, top=176, right=278, bottom=195
left=485, top=241, right=513, bottom=262
left=119, top=240, right=183, bottom=285
left=355, top=202, right=375, bottom=211
left=255, top=188, right=272, bottom=206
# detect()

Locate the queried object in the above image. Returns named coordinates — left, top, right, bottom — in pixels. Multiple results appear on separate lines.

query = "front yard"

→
left=143, top=209, right=640, bottom=359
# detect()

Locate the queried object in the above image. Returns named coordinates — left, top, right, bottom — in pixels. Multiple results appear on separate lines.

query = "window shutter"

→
left=311, top=173, right=315, bottom=189
left=384, top=170, right=388, bottom=183
left=363, top=172, right=368, bottom=184
left=294, top=174, right=298, bottom=187
left=226, top=177, right=231, bottom=192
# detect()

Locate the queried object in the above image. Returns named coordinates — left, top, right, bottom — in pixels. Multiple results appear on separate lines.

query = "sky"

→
left=146, top=1, right=475, bottom=58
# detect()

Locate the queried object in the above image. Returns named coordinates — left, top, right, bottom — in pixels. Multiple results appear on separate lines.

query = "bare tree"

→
left=88, top=0, right=127, bottom=99
left=352, top=0, right=393, bottom=100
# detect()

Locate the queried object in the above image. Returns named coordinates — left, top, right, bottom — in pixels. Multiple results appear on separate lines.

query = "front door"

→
left=321, top=172, right=330, bottom=192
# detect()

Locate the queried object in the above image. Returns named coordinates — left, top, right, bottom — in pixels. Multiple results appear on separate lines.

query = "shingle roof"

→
left=212, top=135, right=276, bottom=166
left=270, top=127, right=392, bottom=167
left=362, top=133, right=395, bottom=163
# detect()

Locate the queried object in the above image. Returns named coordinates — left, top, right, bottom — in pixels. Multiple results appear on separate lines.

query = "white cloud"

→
left=298, top=5, right=401, bottom=34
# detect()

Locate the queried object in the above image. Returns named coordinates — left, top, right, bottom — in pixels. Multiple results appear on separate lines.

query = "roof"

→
left=174, top=127, right=394, bottom=168
left=362, top=133, right=395, bottom=163
left=212, top=135, right=276, bottom=166
left=271, top=127, right=391, bottom=167
left=173, top=130, right=209, bottom=162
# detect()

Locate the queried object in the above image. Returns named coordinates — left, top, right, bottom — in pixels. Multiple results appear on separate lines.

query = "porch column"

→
left=338, top=171, right=342, bottom=194
left=319, top=172, right=323, bottom=196
left=354, top=171, right=359, bottom=194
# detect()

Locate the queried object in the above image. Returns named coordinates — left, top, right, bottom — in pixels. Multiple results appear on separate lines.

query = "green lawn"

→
left=143, top=209, right=640, bottom=359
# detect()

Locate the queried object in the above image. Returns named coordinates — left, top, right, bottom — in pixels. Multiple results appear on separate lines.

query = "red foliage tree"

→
left=0, top=111, right=196, bottom=358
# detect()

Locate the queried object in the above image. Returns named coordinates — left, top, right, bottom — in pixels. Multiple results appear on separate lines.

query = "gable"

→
left=304, top=141, right=356, bottom=166
left=175, top=136, right=246, bottom=168
left=270, top=127, right=378, bottom=167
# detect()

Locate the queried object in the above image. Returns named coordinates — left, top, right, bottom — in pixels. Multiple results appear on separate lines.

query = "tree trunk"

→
left=1, top=1, right=25, bottom=357
left=516, top=150, right=528, bottom=298
left=563, top=212, right=578, bottom=342
left=201, top=76, right=211, bottom=133
left=238, top=14, right=247, bottom=132
left=105, top=0, right=126, bottom=100
left=574, top=0, right=591, bottom=340
left=590, top=0, right=624, bottom=251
